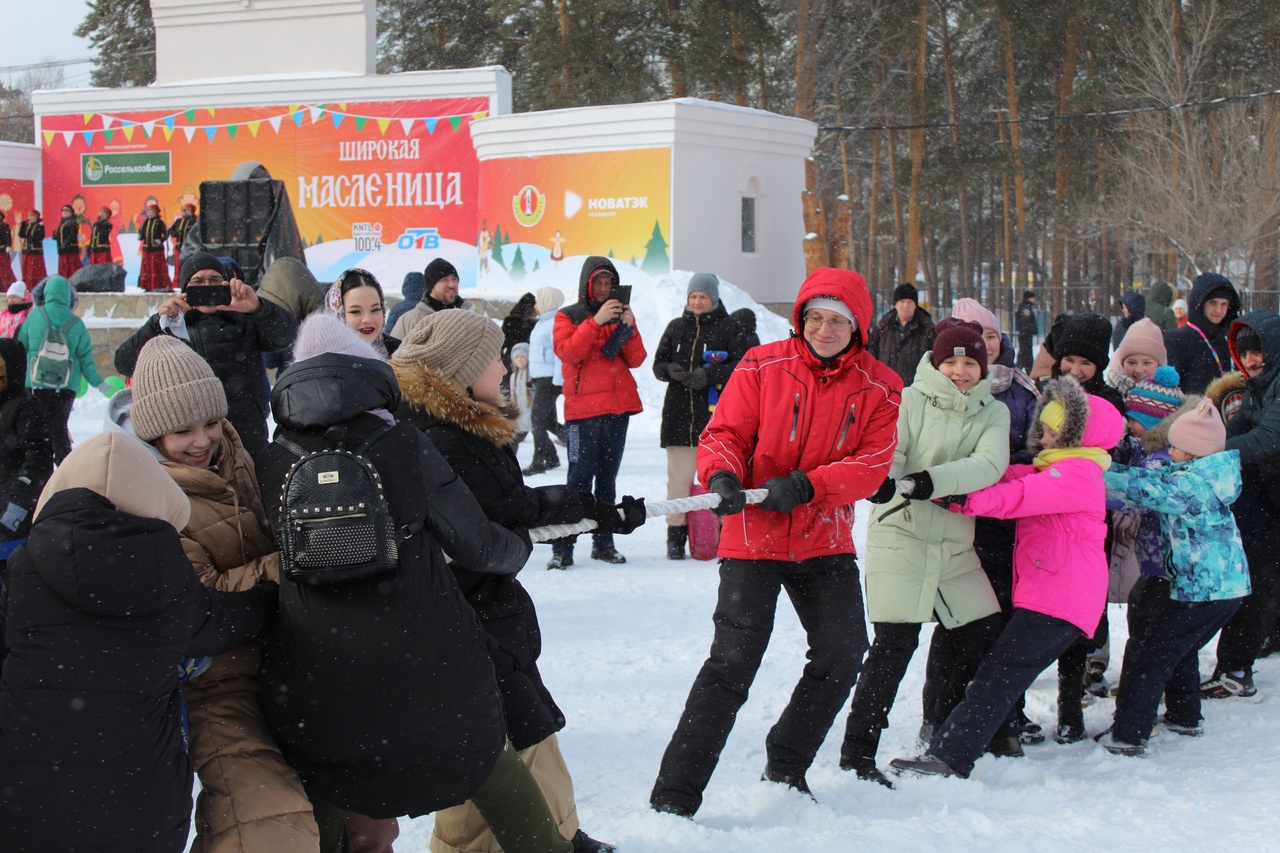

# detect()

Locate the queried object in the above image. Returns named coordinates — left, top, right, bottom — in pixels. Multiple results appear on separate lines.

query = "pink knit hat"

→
left=951, top=297, right=999, bottom=333
left=1167, top=398, right=1226, bottom=457
left=1114, top=318, right=1167, bottom=367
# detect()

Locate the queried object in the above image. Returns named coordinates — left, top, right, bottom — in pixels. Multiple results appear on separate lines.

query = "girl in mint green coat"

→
left=16, top=276, right=111, bottom=461
left=840, top=319, right=1009, bottom=783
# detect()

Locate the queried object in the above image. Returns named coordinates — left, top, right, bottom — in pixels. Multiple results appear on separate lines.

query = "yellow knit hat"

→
left=1040, top=400, right=1066, bottom=433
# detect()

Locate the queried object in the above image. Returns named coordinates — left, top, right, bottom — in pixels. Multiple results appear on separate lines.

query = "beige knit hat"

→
left=1167, top=398, right=1226, bottom=458
left=1114, top=318, right=1168, bottom=367
left=130, top=336, right=228, bottom=442
left=392, top=308, right=504, bottom=388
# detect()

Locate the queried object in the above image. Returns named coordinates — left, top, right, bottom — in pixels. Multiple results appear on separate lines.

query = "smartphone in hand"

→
left=185, top=284, right=231, bottom=308
left=612, top=284, right=632, bottom=306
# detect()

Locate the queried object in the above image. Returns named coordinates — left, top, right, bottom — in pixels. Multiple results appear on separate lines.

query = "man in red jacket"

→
left=650, top=267, right=902, bottom=817
left=549, top=257, right=646, bottom=568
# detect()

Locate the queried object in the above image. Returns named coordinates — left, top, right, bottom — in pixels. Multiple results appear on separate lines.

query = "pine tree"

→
left=491, top=224, right=507, bottom=270
left=532, top=259, right=541, bottom=273
left=75, top=0, right=156, bottom=88
left=640, top=221, right=670, bottom=274
left=510, top=245, right=527, bottom=280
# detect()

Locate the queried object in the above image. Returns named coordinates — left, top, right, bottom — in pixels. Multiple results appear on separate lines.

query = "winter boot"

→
left=761, top=763, right=816, bottom=801
left=547, top=552, right=573, bottom=570
left=667, top=525, right=688, bottom=560
left=1057, top=660, right=1087, bottom=743
left=889, top=753, right=963, bottom=778
left=571, top=829, right=617, bottom=852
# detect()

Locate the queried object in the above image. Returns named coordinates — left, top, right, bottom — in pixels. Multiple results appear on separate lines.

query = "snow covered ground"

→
left=66, top=264, right=1280, bottom=852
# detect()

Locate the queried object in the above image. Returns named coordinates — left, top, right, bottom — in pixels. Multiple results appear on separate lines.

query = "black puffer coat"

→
left=255, top=354, right=531, bottom=819
left=1225, top=311, right=1280, bottom=535
left=0, top=339, right=52, bottom=540
left=1164, top=272, right=1241, bottom=395
left=393, top=362, right=591, bottom=750
left=652, top=304, right=750, bottom=448
left=0, top=489, right=275, bottom=853
left=113, top=300, right=297, bottom=453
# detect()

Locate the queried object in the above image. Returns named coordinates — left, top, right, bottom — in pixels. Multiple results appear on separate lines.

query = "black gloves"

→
left=684, top=368, right=709, bottom=390
left=613, top=496, right=647, bottom=534
left=708, top=471, right=746, bottom=516
left=588, top=495, right=647, bottom=534
left=758, top=470, right=815, bottom=514
left=867, top=477, right=897, bottom=504
left=933, top=494, right=967, bottom=513
left=666, top=363, right=689, bottom=383
left=898, top=471, right=934, bottom=500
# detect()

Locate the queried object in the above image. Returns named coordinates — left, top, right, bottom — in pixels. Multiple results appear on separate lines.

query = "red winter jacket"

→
left=553, top=256, right=646, bottom=421
left=698, top=267, right=903, bottom=562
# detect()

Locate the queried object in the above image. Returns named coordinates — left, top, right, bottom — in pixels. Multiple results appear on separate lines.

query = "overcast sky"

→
left=5, top=0, right=96, bottom=88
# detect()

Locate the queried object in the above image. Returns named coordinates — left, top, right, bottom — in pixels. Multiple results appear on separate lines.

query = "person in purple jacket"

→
left=890, top=375, right=1124, bottom=779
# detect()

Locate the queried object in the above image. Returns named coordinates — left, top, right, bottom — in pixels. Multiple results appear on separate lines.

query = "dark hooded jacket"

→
left=867, top=304, right=936, bottom=386
left=1146, top=281, right=1178, bottom=333
left=0, top=339, right=53, bottom=540
left=386, top=272, right=426, bottom=334
left=254, top=354, right=531, bottom=819
left=0, top=489, right=274, bottom=853
left=500, top=293, right=538, bottom=368
left=730, top=308, right=762, bottom=350
left=1224, top=310, right=1280, bottom=534
left=652, top=302, right=751, bottom=448
left=553, top=256, right=645, bottom=421
left=113, top=283, right=298, bottom=453
left=1164, top=272, right=1241, bottom=395
left=392, top=362, right=592, bottom=750
left=1111, top=291, right=1146, bottom=352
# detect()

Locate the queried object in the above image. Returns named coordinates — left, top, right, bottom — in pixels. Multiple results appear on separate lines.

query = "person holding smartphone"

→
left=113, top=251, right=297, bottom=453
left=549, top=257, right=646, bottom=568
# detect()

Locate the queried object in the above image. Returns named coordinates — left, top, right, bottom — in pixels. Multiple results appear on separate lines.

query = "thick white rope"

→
left=527, top=488, right=769, bottom=543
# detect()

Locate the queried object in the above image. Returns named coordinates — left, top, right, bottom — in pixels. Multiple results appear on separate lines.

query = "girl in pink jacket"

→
left=890, top=375, right=1124, bottom=779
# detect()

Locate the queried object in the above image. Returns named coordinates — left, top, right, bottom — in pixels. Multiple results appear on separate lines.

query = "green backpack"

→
left=28, top=306, right=78, bottom=390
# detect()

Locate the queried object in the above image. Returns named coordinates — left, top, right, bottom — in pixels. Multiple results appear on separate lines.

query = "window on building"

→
left=741, top=196, right=756, bottom=254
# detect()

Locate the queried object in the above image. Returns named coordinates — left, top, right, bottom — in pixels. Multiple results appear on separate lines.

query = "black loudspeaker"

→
left=188, top=178, right=307, bottom=288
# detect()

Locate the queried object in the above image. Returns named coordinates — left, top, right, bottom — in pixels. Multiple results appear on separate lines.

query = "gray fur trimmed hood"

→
left=1027, top=374, right=1090, bottom=452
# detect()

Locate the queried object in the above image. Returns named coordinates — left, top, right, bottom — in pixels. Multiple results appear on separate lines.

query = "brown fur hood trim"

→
left=1140, top=394, right=1204, bottom=453
left=1204, top=371, right=1247, bottom=409
left=392, top=361, right=518, bottom=447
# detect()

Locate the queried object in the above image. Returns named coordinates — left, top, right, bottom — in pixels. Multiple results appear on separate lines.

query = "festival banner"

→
left=39, top=98, right=489, bottom=285
left=476, top=148, right=672, bottom=282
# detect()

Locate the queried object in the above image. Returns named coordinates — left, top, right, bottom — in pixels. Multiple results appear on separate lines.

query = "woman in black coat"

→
left=651, top=274, right=750, bottom=558
left=390, top=308, right=636, bottom=852
left=0, top=432, right=276, bottom=853
left=0, top=338, right=53, bottom=544
left=255, top=315, right=572, bottom=853
left=501, top=292, right=539, bottom=368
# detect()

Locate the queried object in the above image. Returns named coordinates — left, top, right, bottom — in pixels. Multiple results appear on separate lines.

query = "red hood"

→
left=790, top=267, right=874, bottom=346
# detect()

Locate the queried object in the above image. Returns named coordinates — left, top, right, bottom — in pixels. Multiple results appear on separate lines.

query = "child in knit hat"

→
left=848, top=317, right=1008, bottom=782
left=1108, top=317, right=1168, bottom=395
left=1121, top=365, right=1184, bottom=440
left=1100, top=399, right=1249, bottom=755
left=104, top=335, right=322, bottom=851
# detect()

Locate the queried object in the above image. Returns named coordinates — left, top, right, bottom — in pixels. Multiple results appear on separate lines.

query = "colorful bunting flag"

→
left=400, top=117, right=415, bottom=135
left=424, top=118, right=438, bottom=134
left=248, top=121, right=261, bottom=138
left=448, top=116, right=462, bottom=132
left=42, top=131, right=55, bottom=147
left=82, top=130, right=95, bottom=146
left=268, top=115, right=283, bottom=133
left=184, top=109, right=196, bottom=123
left=376, top=118, right=391, bottom=134
left=227, top=125, right=238, bottom=140
left=82, top=113, right=93, bottom=125
left=204, top=126, right=217, bottom=141
left=61, top=131, right=75, bottom=146
left=182, top=126, right=197, bottom=142
left=331, top=111, right=345, bottom=129
left=122, top=126, right=135, bottom=141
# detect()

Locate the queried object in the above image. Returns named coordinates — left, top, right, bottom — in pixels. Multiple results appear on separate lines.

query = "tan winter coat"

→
left=165, top=421, right=319, bottom=853
left=864, top=354, right=1009, bottom=628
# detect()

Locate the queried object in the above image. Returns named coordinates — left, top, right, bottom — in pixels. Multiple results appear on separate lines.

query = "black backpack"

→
left=275, top=425, right=402, bottom=586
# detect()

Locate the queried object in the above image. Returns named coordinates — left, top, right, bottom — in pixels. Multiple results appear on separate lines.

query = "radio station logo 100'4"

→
left=352, top=222, right=382, bottom=252
left=513, top=185, right=546, bottom=227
